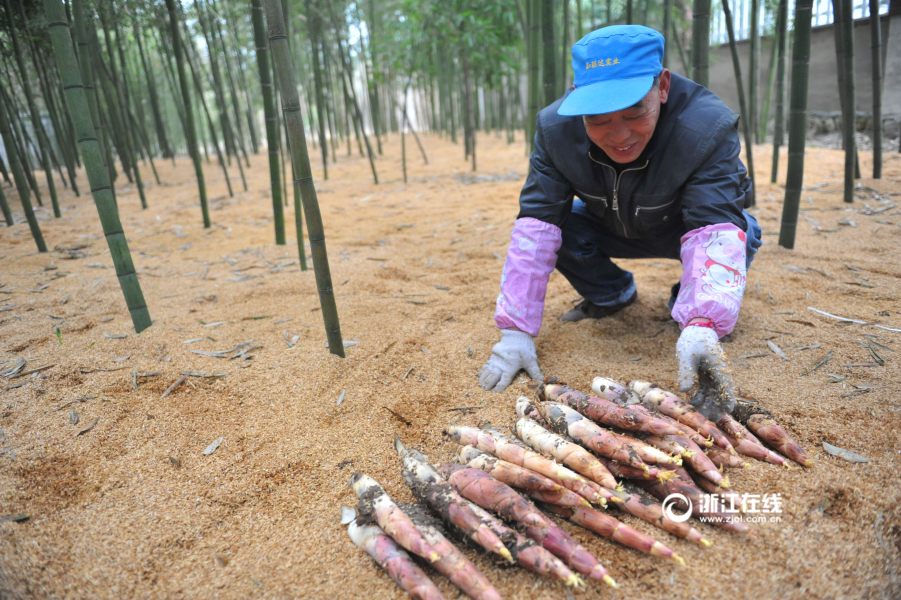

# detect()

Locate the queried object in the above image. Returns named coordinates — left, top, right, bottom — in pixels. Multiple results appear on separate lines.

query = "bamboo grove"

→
left=0, top=0, right=890, bottom=339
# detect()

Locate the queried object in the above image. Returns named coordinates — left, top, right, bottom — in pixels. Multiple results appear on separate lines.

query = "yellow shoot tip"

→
left=703, top=436, right=714, bottom=447
left=805, top=459, right=814, bottom=467
left=566, top=574, right=586, bottom=588
left=719, top=476, right=731, bottom=489
left=658, top=470, right=677, bottom=482
left=615, top=482, right=625, bottom=493
left=603, top=575, right=619, bottom=588
left=672, top=456, right=683, bottom=466
left=673, top=554, right=686, bottom=567
left=682, top=449, right=696, bottom=458
left=700, top=538, right=713, bottom=548
left=499, top=548, right=513, bottom=563
left=428, top=552, right=440, bottom=562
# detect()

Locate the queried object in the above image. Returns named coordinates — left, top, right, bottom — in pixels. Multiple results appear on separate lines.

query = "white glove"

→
left=676, top=325, right=736, bottom=420
left=479, top=329, right=543, bottom=393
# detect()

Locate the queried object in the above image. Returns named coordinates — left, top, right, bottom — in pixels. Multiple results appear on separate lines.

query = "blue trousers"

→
left=555, top=200, right=761, bottom=306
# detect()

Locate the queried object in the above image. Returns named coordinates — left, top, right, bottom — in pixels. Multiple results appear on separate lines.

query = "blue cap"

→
left=558, top=25, right=664, bottom=117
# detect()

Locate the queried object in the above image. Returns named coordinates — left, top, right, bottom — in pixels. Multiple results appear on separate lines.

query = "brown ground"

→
left=1, top=132, right=900, bottom=600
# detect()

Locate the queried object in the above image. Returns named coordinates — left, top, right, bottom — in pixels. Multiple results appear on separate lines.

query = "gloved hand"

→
left=478, top=329, right=543, bottom=393
left=676, top=325, right=736, bottom=421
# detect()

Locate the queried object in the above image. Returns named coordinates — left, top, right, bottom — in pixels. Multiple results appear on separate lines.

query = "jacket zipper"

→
left=588, top=151, right=649, bottom=237
left=635, top=197, right=677, bottom=216
left=575, top=189, right=608, bottom=207
left=612, top=160, right=649, bottom=237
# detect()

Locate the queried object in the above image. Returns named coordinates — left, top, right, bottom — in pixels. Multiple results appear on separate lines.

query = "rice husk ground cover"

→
left=1, top=133, right=900, bottom=600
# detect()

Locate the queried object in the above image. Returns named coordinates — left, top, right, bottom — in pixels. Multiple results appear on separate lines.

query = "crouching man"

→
left=479, top=25, right=762, bottom=419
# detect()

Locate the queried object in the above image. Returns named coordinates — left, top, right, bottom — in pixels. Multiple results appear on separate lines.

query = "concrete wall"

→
left=667, top=14, right=900, bottom=130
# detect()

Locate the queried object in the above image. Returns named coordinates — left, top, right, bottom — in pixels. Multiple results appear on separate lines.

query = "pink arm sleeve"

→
left=494, top=217, right=562, bottom=337
left=671, top=223, right=747, bottom=338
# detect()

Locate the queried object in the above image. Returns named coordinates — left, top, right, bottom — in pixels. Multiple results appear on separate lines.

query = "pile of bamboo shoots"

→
left=343, top=377, right=809, bottom=599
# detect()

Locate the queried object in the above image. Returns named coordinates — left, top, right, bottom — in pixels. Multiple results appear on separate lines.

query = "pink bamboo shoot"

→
left=396, top=437, right=512, bottom=563
left=347, top=519, right=447, bottom=600
left=351, top=474, right=502, bottom=600
left=540, top=502, right=683, bottom=563
left=627, top=380, right=735, bottom=453
left=536, top=402, right=650, bottom=472
left=732, top=400, right=812, bottom=467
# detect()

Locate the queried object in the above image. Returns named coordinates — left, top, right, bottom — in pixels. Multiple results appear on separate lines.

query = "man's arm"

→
left=672, top=126, right=752, bottom=338
left=671, top=127, right=758, bottom=419
left=480, top=122, right=573, bottom=392
left=495, top=123, right=574, bottom=337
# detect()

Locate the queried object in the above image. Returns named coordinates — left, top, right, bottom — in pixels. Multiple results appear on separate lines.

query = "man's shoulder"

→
left=666, top=74, right=739, bottom=136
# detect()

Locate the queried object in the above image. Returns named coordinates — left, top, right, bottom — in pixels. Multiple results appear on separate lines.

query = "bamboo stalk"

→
left=663, top=0, right=672, bottom=68
left=3, top=0, right=60, bottom=218
left=749, top=0, right=760, bottom=143
left=691, top=0, right=711, bottom=88
left=73, top=0, right=116, bottom=194
left=0, top=180, right=11, bottom=226
left=758, top=34, right=778, bottom=142
left=251, top=0, right=286, bottom=245
left=327, top=2, right=378, bottom=183
left=0, top=80, right=45, bottom=250
left=182, top=30, right=234, bottom=198
left=778, top=0, right=813, bottom=249
left=133, top=15, right=172, bottom=159
left=771, top=0, right=788, bottom=182
left=262, top=0, right=345, bottom=357
left=307, top=0, right=328, bottom=180
left=527, top=0, right=540, bottom=153
left=838, top=0, right=855, bottom=203
left=721, top=0, right=756, bottom=193
left=869, top=0, right=882, bottom=179
left=542, top=0, right=558, bottom=107
left=163, top=0, right=210, bottom=227
left=45, top=0, right=151, bottom=332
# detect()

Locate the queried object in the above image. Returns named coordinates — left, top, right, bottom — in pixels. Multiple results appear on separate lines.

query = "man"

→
left=478, top=25, right=761, bottom=420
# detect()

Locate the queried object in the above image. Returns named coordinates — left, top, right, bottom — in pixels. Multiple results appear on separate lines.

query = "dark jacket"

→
left=517, top=73, right=753, bottom=240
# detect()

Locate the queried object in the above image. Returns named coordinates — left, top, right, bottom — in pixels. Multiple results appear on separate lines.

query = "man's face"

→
left=582, top=69, right=671, bottom=164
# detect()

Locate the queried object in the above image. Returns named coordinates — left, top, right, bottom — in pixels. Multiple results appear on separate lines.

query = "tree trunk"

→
left=749, top=0, right=760, bottom=142
left=869, top=0, right=882, bottom=178
left=542, top=0, right=558, bottom=107
left=562, top=0, right=571, bottom=87
left=691, top=0, right=710, bottom=87
left=164, top=0, right=210, bottom=227
left=770, top=0, right=788, bottom=183
left=3, top=0, right=59, bottom=217
left=778, top=0, right=813, bottom=249
left=722, top=0, right=756, bottom=197
left=838, top=0, right=855, bottom=203
left=45, top=0, right=152, bottom=332
left=0, top=80, right=45, bottom=250
left=133, top=17, right=172, bottom=159
left=527, top=0, right=541, bottom=153
left=184, top=35, right=234, bottom=198
left=251, top=0, right=285, bottom=244
left=758, top=34, right=778, bottom=142
left=262, top=0, right=345, bottom=357
left=663, top=0, right=672, bottom=68
left=462, top=52, right=476, bottom=171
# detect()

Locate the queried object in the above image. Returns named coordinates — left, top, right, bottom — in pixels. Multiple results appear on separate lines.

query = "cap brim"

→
left=557, top=75, right=655, bottom=117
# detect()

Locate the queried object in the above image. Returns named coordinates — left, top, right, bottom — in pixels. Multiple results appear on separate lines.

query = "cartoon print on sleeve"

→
left=671, top=223, right=748, bottom=338
left=698, top=230, right=747, bottom=299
